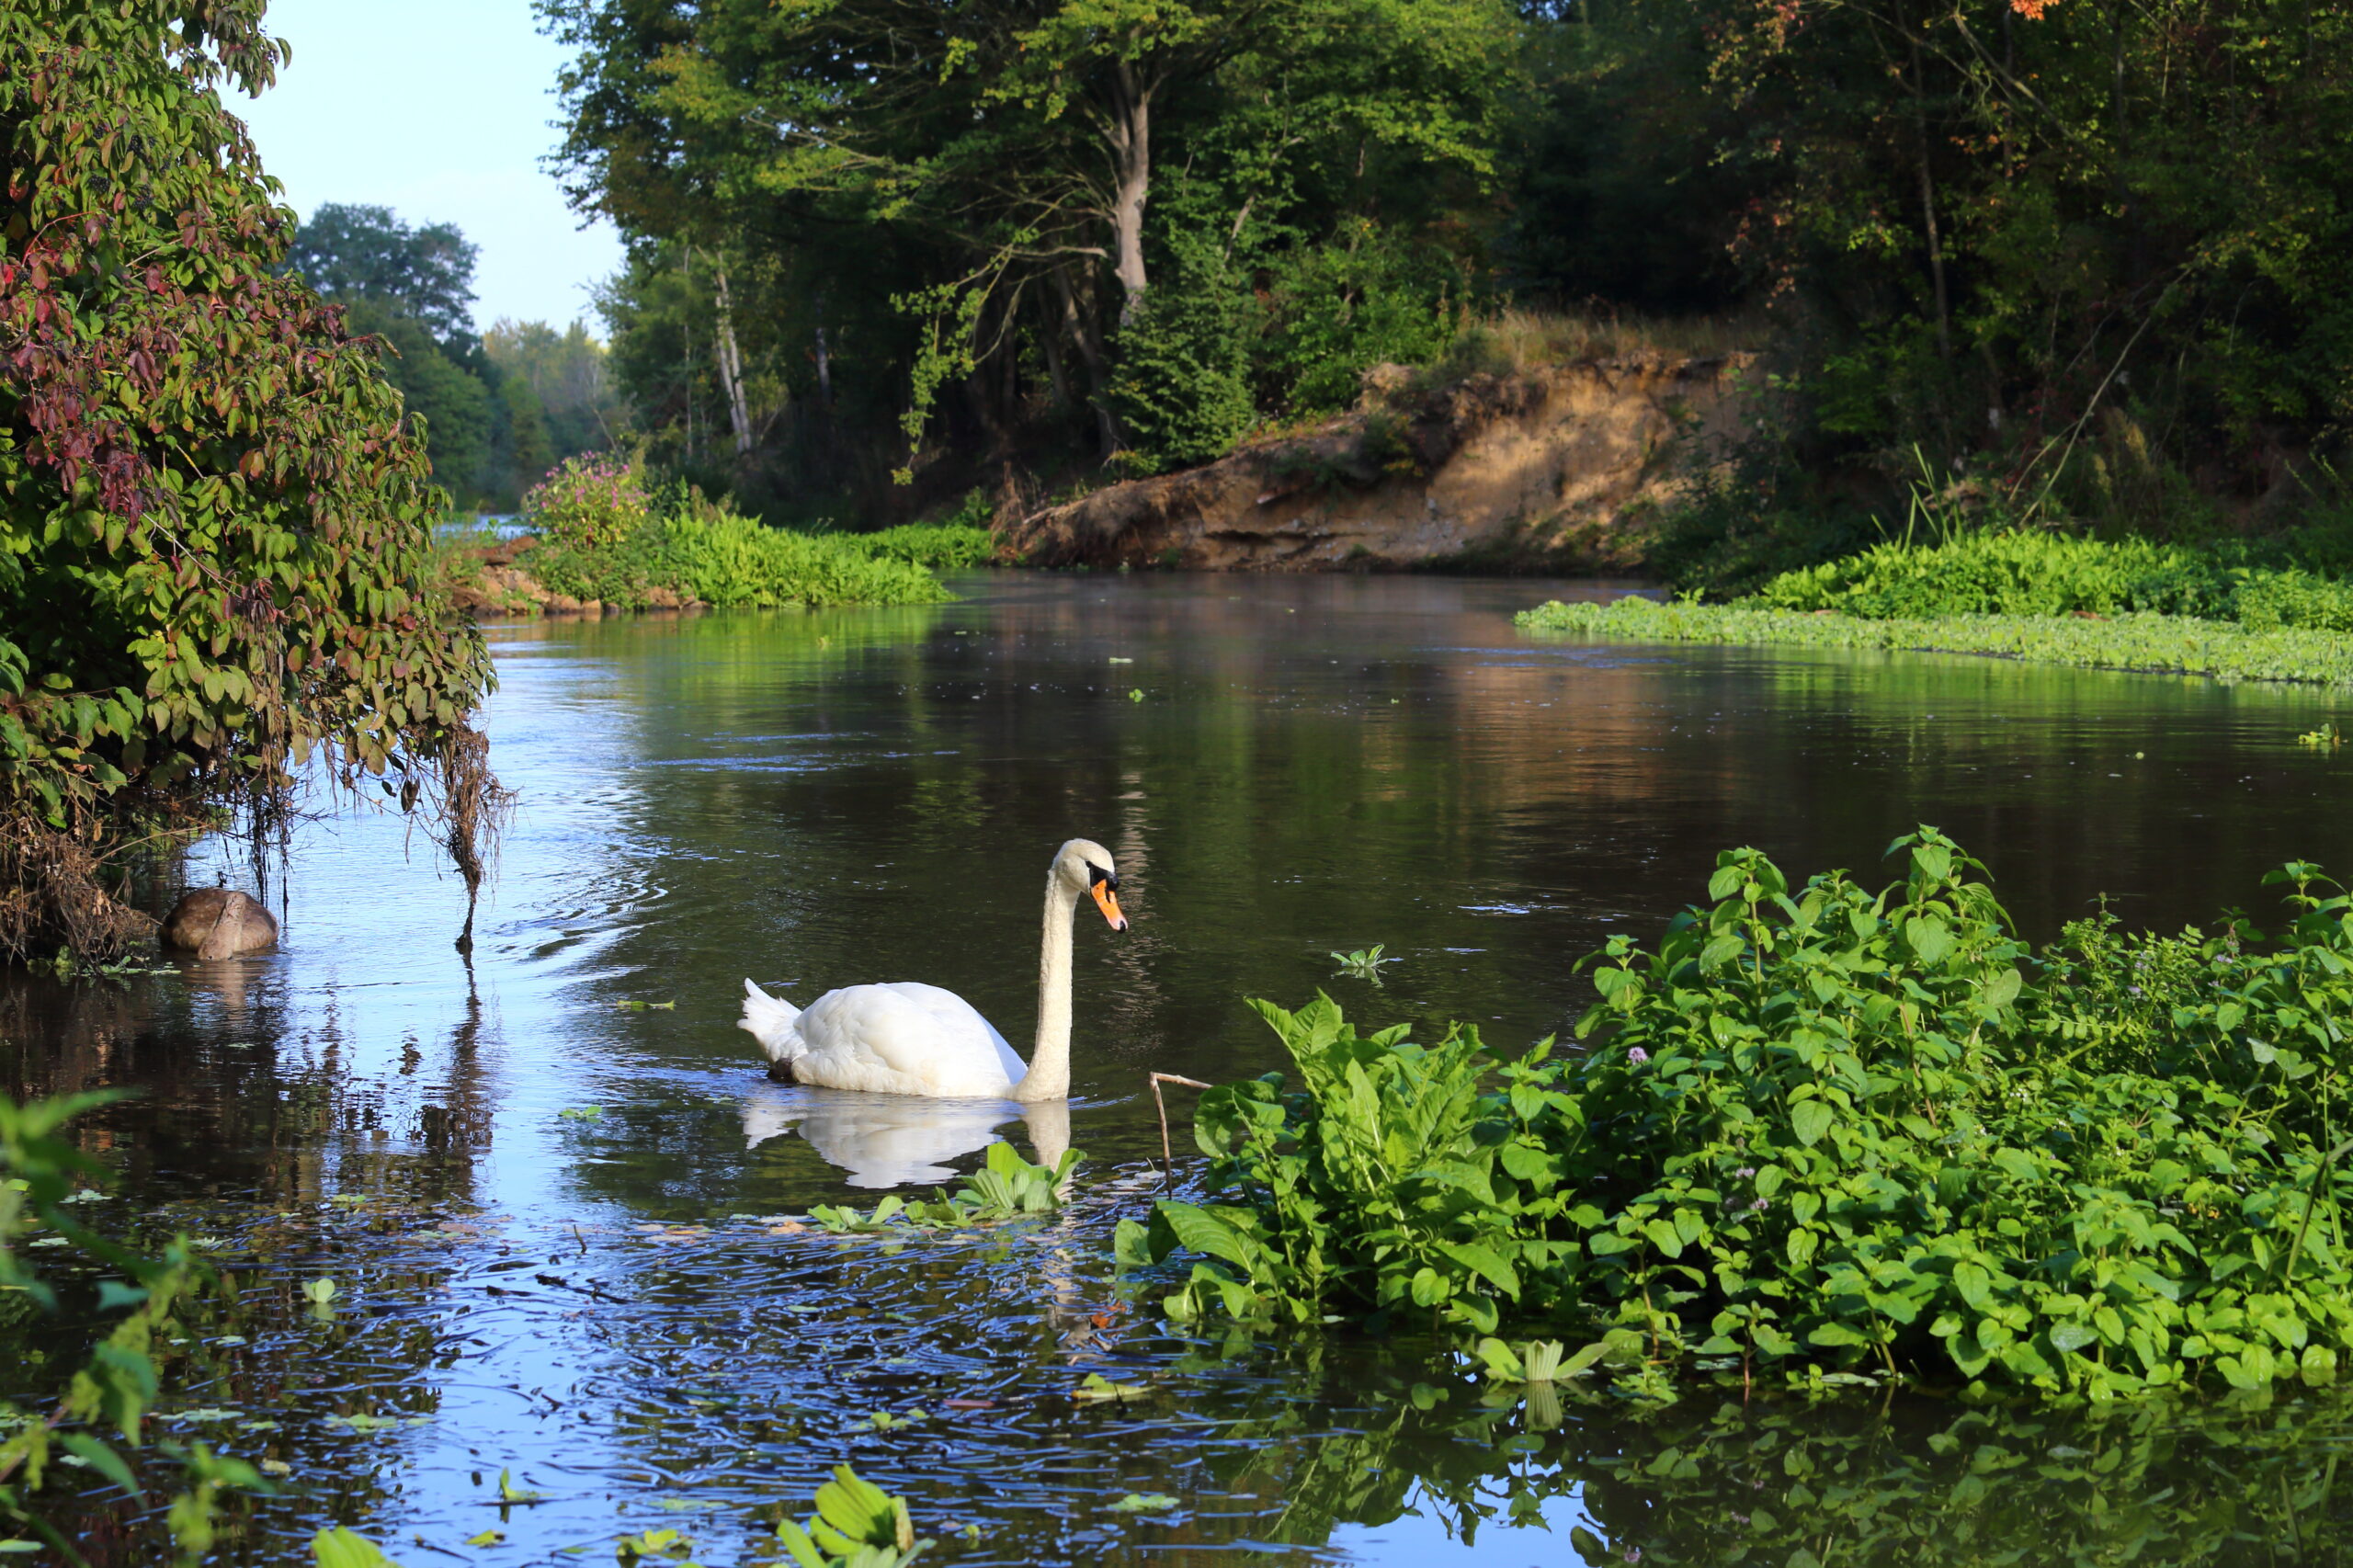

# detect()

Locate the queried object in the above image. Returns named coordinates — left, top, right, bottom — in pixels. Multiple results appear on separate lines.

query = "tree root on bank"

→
left=0, top=818, right=163, bottom=965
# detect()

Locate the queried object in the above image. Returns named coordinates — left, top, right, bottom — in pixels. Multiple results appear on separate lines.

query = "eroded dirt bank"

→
left=1000, top=353, right=1752, bottom=572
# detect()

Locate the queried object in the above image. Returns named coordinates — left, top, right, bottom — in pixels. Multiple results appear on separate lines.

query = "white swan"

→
left=738, top=838, right=1127, bottom=1100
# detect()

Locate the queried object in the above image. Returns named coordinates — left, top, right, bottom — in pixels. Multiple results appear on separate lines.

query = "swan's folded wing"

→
left=866, top=983, right=1014, bottom=1076
left=794, top=983, right=1016, bottom=1095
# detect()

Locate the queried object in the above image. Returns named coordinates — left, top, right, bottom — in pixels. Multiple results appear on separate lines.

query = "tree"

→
left=483, top=319, right=622, bottom=464
left=0, top=2, right=502, bottom=958
left=543, top=0, right=1517, bottom=465
left=282, top=201, right=480, bottom=343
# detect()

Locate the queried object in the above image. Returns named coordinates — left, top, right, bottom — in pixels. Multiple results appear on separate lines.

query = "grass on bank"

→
left=1517, top=595, right=2353, bottom=687
left=1132, top=831, right=2353, bottom=1402
left=436, top=453, right=998, bottom=613
left=1520, top=527, right=2353, bottom=687
left=1753, top=528, right=2353, bottom=630
left=524, top=510, right=963, bottom=610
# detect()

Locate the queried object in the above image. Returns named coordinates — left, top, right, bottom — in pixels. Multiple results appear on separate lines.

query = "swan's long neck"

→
left=1016, top=870, right=1080, bottom=1102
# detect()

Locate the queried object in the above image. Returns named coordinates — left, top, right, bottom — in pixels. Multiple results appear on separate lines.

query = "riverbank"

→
left=438, top=518, right=994, bottom=618
left=999, top=351, right=1752, bottom=573
left=1518, top=594, right=2353, bottom=687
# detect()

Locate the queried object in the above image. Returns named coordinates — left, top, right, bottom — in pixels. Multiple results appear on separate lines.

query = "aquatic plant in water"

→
left=809, top=1142, right=1079, bottom=1233
left=1328, top=945, right=1396, bottom=983
left=1132, top=830, right=2353, bottom=1400
left=772, top=1464, right=934, bottom=1568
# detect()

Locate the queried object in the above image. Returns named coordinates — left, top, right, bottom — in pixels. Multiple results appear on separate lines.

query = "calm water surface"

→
left=7, top=574, right=2353, bottom=1565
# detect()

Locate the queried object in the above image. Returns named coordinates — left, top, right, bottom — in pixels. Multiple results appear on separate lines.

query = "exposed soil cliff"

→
left=1000, top=352, right=1752, bottom=572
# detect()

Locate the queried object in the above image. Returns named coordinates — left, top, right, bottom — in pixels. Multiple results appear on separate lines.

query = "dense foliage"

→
left=0, top=1, right=499, bottom=957
left=1755, top=529, right=2353, bottom=631
left=497, top=460, right=963, bottom=611
left=539, top=0, right=2353, bottom=559
left=543, top=0, right=1514, bottom=505
left=1140, top=832, right=2353, bottom=1400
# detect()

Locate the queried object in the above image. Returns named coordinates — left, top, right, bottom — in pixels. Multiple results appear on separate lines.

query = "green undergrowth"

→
left=1516, top=596, right=2353, bottom=687
left=1755, top=528, right=2353, bottom=629
left=809, top=1142, right=1079, bottom=1233
left=1131, top=829, right=2353, bottom=1402
left=527, top=506, right=952, bottom=610
left=843, top=522, right=996, bottom=571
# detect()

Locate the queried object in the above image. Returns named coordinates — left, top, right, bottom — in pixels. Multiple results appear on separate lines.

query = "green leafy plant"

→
left=772, top=1464, right=932, bottom=1568
left=1135, top=831, right=2353, bottom=1400
left=1328, top=945, right=1395, bottom=984
left=1129, top=995, right=1571, bottom=1334
left=312, top=1528, right=404, bottom=1568
left=523, top=491, right=951, bottom=612
left=2300, top=722, right=2345, bottom=748
left=615, top=1526, right=699, bottom=1563
left=845, top=522, right=995, bottom=571
left=810, top=1142, right=1081, bottom=1233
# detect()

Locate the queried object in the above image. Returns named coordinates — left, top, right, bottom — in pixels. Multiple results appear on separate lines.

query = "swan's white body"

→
left=739, top=838, right=1125, bottom=1101
left=739, top=980, right=1026, bottom=1097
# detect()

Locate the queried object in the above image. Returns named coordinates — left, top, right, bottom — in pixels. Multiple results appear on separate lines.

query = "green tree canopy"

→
left=282, top=201, right=481, bottom=343
left=545, top=0, right=1518, bottom=478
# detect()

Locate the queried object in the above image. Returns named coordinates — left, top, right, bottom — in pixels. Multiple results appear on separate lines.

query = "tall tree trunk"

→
left=1052, top=263, right=1120, bottom=451
left=712, top=266, right=754, bottom=458
left=1106, top=61, right=1153, bottom=325
left=1038, top=290, right=1073, bottom=408
left=1908, top=37, right=1953, bottom=360
left=813, top=305, right=834, bottom=411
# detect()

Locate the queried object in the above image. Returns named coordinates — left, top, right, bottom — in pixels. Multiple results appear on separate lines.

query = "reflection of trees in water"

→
left=0, top=958, right=495, bottom=1212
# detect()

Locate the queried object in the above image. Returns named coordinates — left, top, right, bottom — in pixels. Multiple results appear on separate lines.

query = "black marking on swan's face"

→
left=1086, top=861, right=1119, bottom=892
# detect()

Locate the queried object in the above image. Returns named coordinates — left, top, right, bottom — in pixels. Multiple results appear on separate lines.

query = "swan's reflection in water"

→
left=741, top=1084, right=1071, bottom=1187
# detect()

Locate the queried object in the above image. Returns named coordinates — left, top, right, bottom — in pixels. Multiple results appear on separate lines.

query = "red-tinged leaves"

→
left=0, top=2, right=492, bottom=827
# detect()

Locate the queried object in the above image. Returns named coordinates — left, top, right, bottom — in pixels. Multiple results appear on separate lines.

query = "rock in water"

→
left=161, top=888, right=278, bottom=959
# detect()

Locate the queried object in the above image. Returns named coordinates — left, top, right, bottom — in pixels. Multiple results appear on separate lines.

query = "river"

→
left=6, top=574, right=2351, bottom=1564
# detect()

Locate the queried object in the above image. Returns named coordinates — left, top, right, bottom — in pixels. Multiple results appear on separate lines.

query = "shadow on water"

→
left=6, top=575, right=2353, bottom=1562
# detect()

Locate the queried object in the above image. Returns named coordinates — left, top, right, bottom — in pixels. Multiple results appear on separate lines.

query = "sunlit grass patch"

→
left=1518, top=595, right=2353, bottom=687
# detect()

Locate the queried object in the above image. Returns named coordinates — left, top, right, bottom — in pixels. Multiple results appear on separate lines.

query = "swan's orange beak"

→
left=1090, top=881, right=1129, bottom=931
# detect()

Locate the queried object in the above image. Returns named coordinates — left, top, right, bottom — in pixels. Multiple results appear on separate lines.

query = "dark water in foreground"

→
left=6, top=573, right=2353, bottom=1565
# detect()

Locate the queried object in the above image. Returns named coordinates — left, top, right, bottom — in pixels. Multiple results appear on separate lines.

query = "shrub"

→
left=845, top=522, right=997, bottom=571
left=0, top=3, right=498, bottom=960
left=1135, top=832, right=2353, bottom=1400
left=1259, top=222, right=1466, bottom=415
left=1750, top=528, right=2353, bottom=631
left=520, top=453, right=652, bottom=550
left=1108, top=232, right=1258, bottom=476
left=526, top=500, right=949, bottom=611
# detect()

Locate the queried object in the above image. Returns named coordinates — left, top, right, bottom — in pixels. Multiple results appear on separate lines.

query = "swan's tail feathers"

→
left=738, top=979, right=803, bottom=1063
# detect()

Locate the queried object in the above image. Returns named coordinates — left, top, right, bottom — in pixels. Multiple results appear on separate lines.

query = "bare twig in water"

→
left=1149, top=1073, right=1212, bottom=1187
left=434, top=722, right=517, bottom=954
